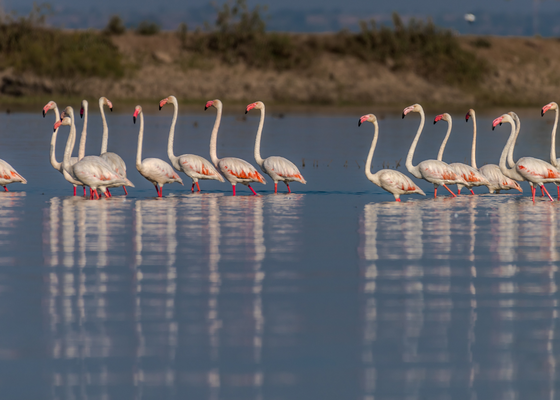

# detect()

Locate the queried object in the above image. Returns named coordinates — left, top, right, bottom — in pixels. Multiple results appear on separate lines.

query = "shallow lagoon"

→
left=0, top=107, right=559, bottom=399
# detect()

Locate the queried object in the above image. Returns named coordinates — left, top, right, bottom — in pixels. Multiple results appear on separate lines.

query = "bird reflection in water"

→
left=0, top=191, right=25, bottom=266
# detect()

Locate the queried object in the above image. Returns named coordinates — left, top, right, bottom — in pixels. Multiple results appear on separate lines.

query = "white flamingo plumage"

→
left=205, top=99, right=266, bottom=196
left=159, top=95, right=224, bottom=192
left=359, top=113, right=425, bottom=201
left=541, top=101, right=560, bottom=199
left=466, top=109, right=521, bottom=194
left=133, top=105, right=183, bottom=197
left=246, top=101, right=306, bottom=194
left=0, top=160, right=26, bottom=192
left=433, top=112, right=490, bottom=194
left=98, top=97, right=129, bottom=195
left=402, top=104, right=467, bottom=198
left=493, top=113, right=560, bottom=202
left=54, top=106, right=135, bottom=200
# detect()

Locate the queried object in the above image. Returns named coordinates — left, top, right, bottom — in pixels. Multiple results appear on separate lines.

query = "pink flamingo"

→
left=492, top=113, right=560, bottom=202
left=466, top=109, right=522, bottom=194
left=541, top=101, right=560, bottom=199
left=54, top=106, right=134, bottom=200
left=159, top=95, right=224, bottom=191
left=434, top=112, right=490, bottom=194
left=359, top=114, right=425, bottom=201
left=98, top=97, right=129, bottom=195
left=133, top=105, right=183, bottom=197
left=246, top=101, right=306, bottom=193
left=205, top=99, right=266, bottom=196
left=402, top=104, right=467, bottom=198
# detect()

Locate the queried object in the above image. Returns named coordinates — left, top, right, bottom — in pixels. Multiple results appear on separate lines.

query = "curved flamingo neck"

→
left=405, top=108, right=425, bottom=179
left=436, top=117, right=452, bottom=162
left=507, top=113, right=520, bottom=169
left=79, top=101, right=88, bottom=160
left=470, top=111, right=478, bottom=169
left=63, top=109, right=76, bottom=171
left=253, top=107, right=265, bottom=166
left=550, top=106, right=559, bottom=167
left=209, top=103, right=222, bottom=167
left=99, top=98, right=109, bottom=154
left=499, top=118, right=524, bottom=181
left=136, top=111, right=144, bottom=170
left=167, top=98, right=178, bottom=165
left=49, top=104, right=62, bottom=171
left=365, top=121, right=380, bottom=185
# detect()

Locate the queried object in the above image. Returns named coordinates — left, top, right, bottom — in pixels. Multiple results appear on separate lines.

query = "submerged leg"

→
left=191, top=183, right=195, bottom=192
left=232, top=185, right=236, bottom=196
left=103, top=191, right=110, bottom=198
left=83, top=186, right=87, bottom=197
left=248, top=185, right=258, bottom=196
left=541, top=186, right=545, bottom=197
left=89, top=188, right=93, bottom=200
left=470, top=189, right=475, bottom=195
left=557, top=185, right=559, bottom=200
left=154, top=184, right=160, bottom=196
left=274, top=182, right=277, bottom=194
left=123, top=186, right=128, bottom=196
left=442, top=184, right=457, bottom=197
left=196, top=182, right=200, bottom=192
left=532, top=185, right=536, bottom=202
left=395, top=198, right=401, bottom=202
left=106, top=188, right=111, bottom=197
left=159, top=186, right=163, bottom=197
left=73, top=186, right=76, bottom=196
left=286, top=183, right=291, bottom=193
left=434, top=186, right=438, bottom=199
left=3, top=186, right=8, bottom=192
left=542, top=185, right=555, bottom=202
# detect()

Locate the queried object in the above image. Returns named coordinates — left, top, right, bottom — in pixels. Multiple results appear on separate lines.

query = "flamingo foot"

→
left=73, top=186, right=76, bottom=196
left=248, top=185, right=258, bottom=196
left=286, top=183, right=291, bottom=193
left=123, top=186, right=128, bottom=196
left=3, top=186, right=8, bottom=192
left=196, top=182, right=200, bottom=192
left=232, top=185, right=236, bottom=196
left=443, top=184, right=457, bottom=197
left=542, top=185, right=555, bottom=202
left=470, top=189, right=475, bottom=195
left=274, top=183, right=278, bottom=194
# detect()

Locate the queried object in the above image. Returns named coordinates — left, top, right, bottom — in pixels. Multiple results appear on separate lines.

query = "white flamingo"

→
left=159, top=95, right=224, bottom=191
left=98, top=96, right=129, bottom=195
left=205, top=99, right=266, bottom=196
left=466, top=109, right=522, bottom=194
left=541, top=101, right=560, bottom=199
left=54, top=106, right=134, bottom=200
left=133, top=105, right=183, bottom=197
left=493, top=113, right=560, bottom=202
left=434, top=112, right=490, bottom=194
left=359, top=113, right=425, bottom=201
left=246, top=101, right=306, bottom=193
left=402, top=104, right=467, bottom=198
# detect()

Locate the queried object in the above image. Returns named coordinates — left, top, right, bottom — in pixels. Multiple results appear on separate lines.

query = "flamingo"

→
left=133, top=105, right=183, bottom=197
left=541, top=101, right=560, bottom=199
left=159, top=95, right=224, bottom=191
left=433, top=113, right=490, bottom=194
left=205, top=99, right=266, bottom=196
left=54, top=106, right=134, bottom=200
left=245, top=101, right=306, bottom=193
left=466, top=109, right=522, bottom=194
left=98, top=96, right=129, bottom=195
left=359, top=113, right=425, bottom=201
left=492, top=113, right=560, bottom=202
left=402, top=104, right=467, bottom=198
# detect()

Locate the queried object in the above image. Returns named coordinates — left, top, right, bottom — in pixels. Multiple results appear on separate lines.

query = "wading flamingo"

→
left=205, top=99, right=266, bottom=196
left=98, top=96, right=129, bottom=195
left=43, top=100, right=85, bottom=196
left=133, top=105, right=183, bottom=197
left=359, top=114, right=425, bottom=201
left=434, top=113, right=489, bottom=194
left=493, top=113, right=560, bottom=202
left=159, top=95, right=224, bottom=191
left=402, top=104, right=467, bottom=198
left=246, top=101, right=306, bottom=193
left=541, top=101, right=560, bottom=199
left=54, top=106, right=134, bottom=200
left=466, top=109, right=522, bottom=194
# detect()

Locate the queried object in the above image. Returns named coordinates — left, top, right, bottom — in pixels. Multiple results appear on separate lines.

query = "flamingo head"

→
left=80, top=99, right=88, bottom=119
left=100, top=96, right=113, bottom=111
left=492, top=114, right=513, bottom=130
left=358, top=114, right=376, bottom=127
left=245, top=101, right=264, bottom=114
left=541, top=102, right=558, bottom=117
left=465, top=108, right=474, bottom=122
left=159, top=95, right=176, bottom=110
left=205, top=99, right=222, bottom=111
left=433, top=113, right=450, bottom=125
left=43, top=101, right=56, bottom=118
left=54, top=116, right=71, bottom=132
left=133, top=105, right=142, bottom=124
left=402, top=104, right=422, bottom=119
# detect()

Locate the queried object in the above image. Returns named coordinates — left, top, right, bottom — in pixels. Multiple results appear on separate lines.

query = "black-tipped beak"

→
left=358, top=120, right=362, bottom=127
left=159, top=106, right=162, bottom=111
left=204, top=106, right=208, bottom=111
left=133, top=116, right=136, bottom=124
left=53, top=127, right=56, bottom=132
left=110, top=107, right=113, bottom=112
left=402, top=113, right=405, bottom=119
left=245, top=110, right=248, bottom=114
left=492, top=125, right=495, bottom=131
left=42, top=111, right=46, bottom=118
left=433, top=120, right=436, bottom=125
left=465, top=117, right=468, bottom=122
left=541, top=110, right=545, bottom=117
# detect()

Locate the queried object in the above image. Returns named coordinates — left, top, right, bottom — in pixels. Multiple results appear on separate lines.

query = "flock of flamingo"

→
left=0, top=97, right=558, bottom=202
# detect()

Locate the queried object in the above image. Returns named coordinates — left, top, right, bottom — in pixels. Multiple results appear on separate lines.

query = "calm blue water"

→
left=0, top=106, right=559, bottom=400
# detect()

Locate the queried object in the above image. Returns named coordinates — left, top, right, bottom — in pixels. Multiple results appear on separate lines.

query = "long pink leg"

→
left=103, top=191, right=110, bottom=198
left=3, top=186, right=8, bottom=192
left=154, top=185, right=160, bottom=196
left=73, top=186, right=76, bottom=196
left=274, top=182, right=277, bottom=194
left=286, top=183, right=291, bottom=193
left=457, top=187, right=461, bottom=195
left=159, top=186, right=163, bottom=197
left=123, top=186, right=128, bottom=195
left=542, top=185, right=554, bottom=202
left=541, top=186, right=545, bottom=197
left=83, top=187, right=87, bottom=197
left=89, top=188, right=93, bottom=200
left=557, top=186, right=559, bottom=200
left=532, top=185, right=536, bottom=202
left=434, top=187, right=438, bottom=198
left=395, top=198, right=401, bottom=202
left=443, top=184, right=457, bottom=197
left=196, top=182, right=200, bottom=192
left=106, top=188, right=111, bottom=197
left=232, top=185, right=236, bottom=196
left=470, top=189, right=475, bottom=195
left=248, top=185, right=258, bottom=196
left=191, top=183, right=195, bottom=192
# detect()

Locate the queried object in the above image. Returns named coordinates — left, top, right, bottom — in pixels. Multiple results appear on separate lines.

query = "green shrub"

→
left=104, top=15, right=126, bottom=35
left=136, top=20, right=160, bottom=35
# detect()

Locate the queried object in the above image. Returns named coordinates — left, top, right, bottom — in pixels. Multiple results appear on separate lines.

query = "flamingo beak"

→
left=402, top=106, right=414, bottom=119
left=133, top=109, right=140, bottom=124
left=80, top=107, right=84, bottom=119
left=434, top=114, right=443, bottom=124
left=205, top=100, right=213, bottom=111
left=492, top=116, right=503, bottom=130
left=465, top=112, right=470, bottom=122
left=159, top=98, right=168, bottom=111
left=542, top=104, right=552, bottom=117
left=245, top=103, right=256, bottom=114
left=107, top=100, right=113, bottom=112
left=54, top=120, right=62, bottom=132
left=358, top=115, right=369, bottom=127
left=42, top=104, right=51, bottom=118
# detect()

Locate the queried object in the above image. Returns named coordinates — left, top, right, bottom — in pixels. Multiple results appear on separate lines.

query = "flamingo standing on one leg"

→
left=246, top=101, right=306, bottom=194
left=492, top=113, right=560, bottom=202
left=205, top=99, right=266, bottom=196
left=402, top=104, right=467, bottom=198
left=54, top=106, right=135, bottom=200
left=466, top=109, right=522, bottom=194
left=133, top=105, right=183, bottom=197
left=159, top=95, right=224, bottom=192
left=541, top=101, right=560, bottom=199
left=434, top=112, right=489, bottom=194
left=359, top=113, right=425, bottom=201
left=98, top=96, right=129, bottom=195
